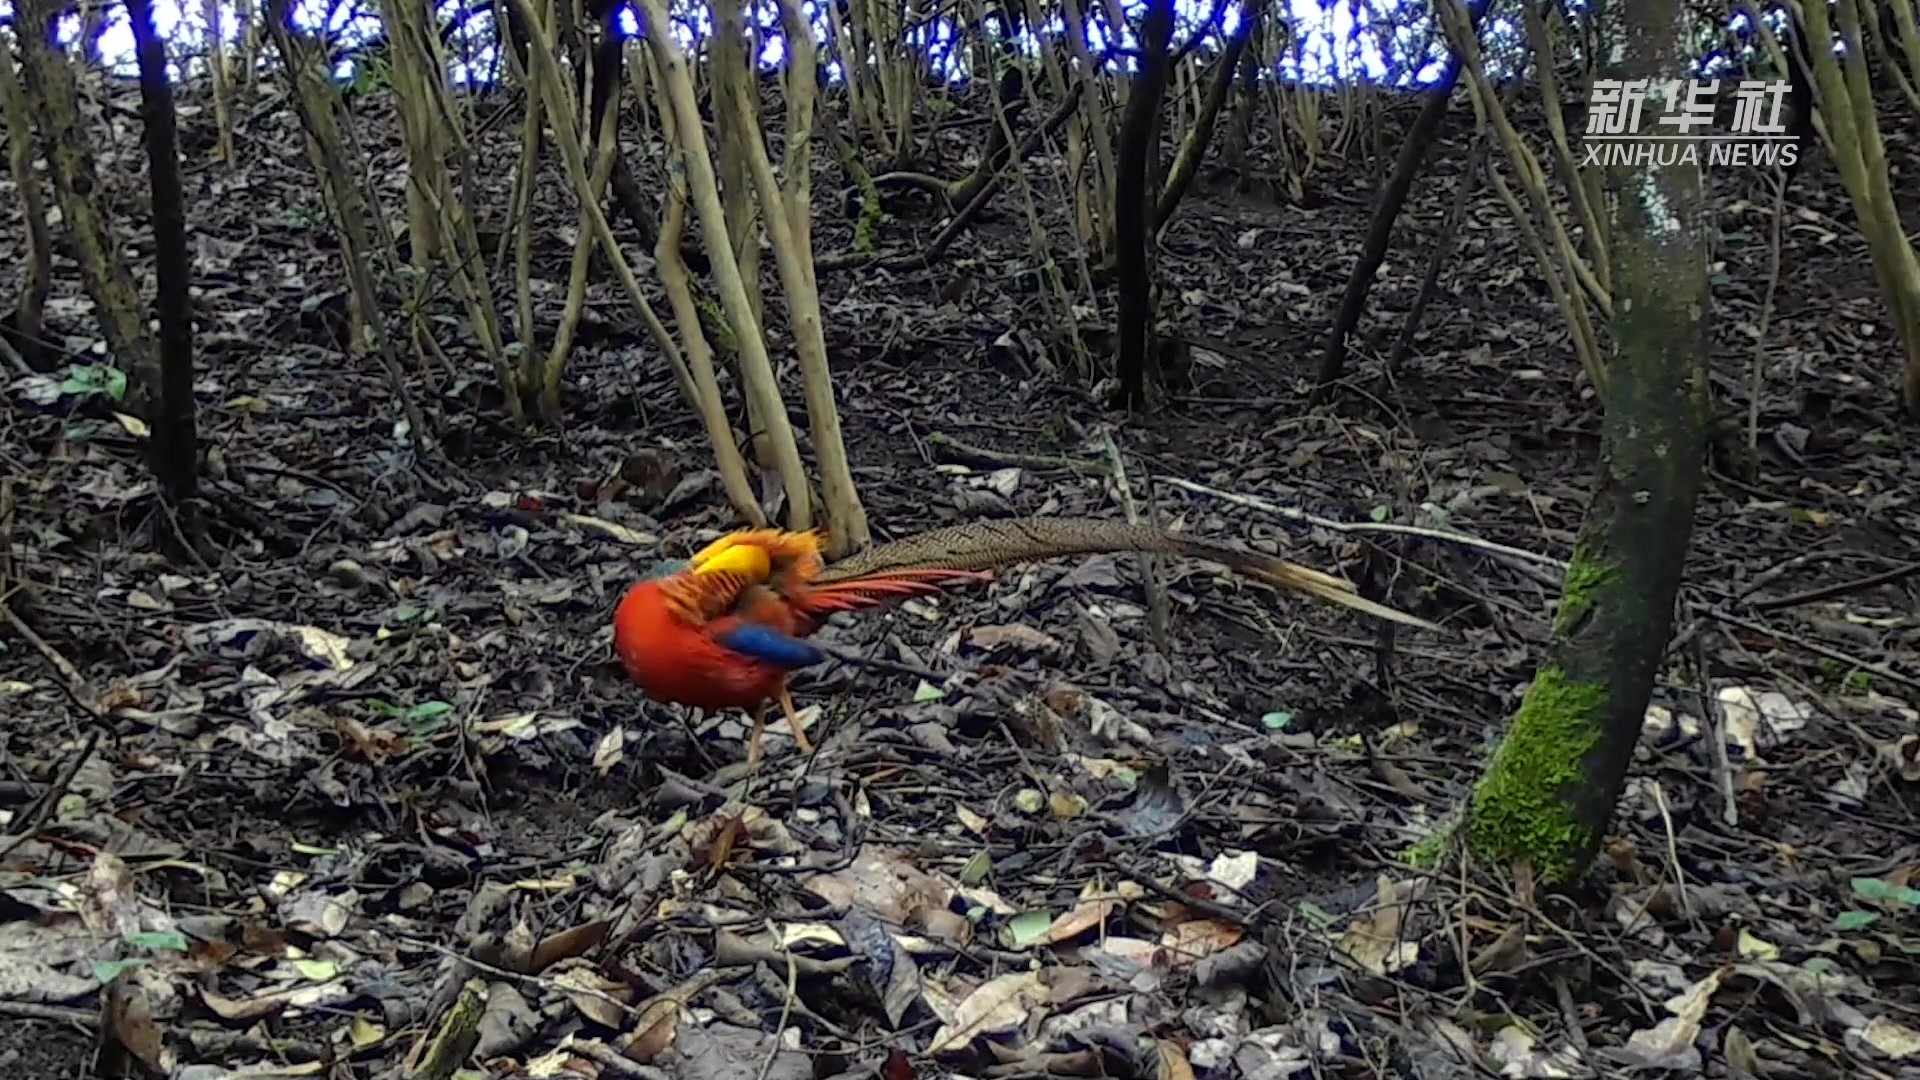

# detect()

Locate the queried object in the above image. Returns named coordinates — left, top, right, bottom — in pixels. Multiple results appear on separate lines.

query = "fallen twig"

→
left=754, top=950, right=800, bottom=1080
left=1749, top=558, right=1920, bottom=612
left=402, top=933, right=644, bottom=1025
left=0, top=1000, right=97, bottom=1026
left=0, top=727, right=101, bottom=859
left=1690, top=635, right=1740, bottom=828
left=924, top=432, right=1105, bottom=475
left=0, top=333, right=31, bottom=376
left=569, top=1039, right=672, bottom=1079
left=810, top=640, right=948, bottom=685
left=1153, top=475, right=1567, bottom=571
left=1, top=602, right=105, bottom=718
left=184, top=1026, right=331, bottom=1064
left=1098, top=427, right=1172, bottom=655
left=926, top=432, right=1567, bottom=578
left=1700, top=606, right=1920, bottom=693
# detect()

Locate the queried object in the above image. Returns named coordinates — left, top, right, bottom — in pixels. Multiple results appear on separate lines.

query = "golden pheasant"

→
left=614, top=518, right=1437, bottom=766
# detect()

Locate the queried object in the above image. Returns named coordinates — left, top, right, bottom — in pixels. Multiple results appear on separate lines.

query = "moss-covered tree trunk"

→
left=0, top=36, right=54, bottom=373
left=1464, top=0, right=1711, bottom=882
left=13, top=0, right=162, bottom=417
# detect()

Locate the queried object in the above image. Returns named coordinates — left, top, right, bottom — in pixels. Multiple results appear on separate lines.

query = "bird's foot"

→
left=745, top=704, right=768, bottom=770
left=778, top=688, right=814, bottom=754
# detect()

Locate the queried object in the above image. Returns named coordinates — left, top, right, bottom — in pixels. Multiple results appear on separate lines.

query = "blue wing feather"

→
left=715, top=623, right=825, bottom=670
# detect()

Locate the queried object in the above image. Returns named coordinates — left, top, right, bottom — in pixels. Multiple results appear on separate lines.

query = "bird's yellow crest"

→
left=687, top=529, right=827, bottom=584
left=692, top=542, right=771, bottom=581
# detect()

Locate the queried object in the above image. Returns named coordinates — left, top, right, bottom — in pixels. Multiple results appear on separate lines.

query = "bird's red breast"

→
left=612, top=578, right=791, bottom=711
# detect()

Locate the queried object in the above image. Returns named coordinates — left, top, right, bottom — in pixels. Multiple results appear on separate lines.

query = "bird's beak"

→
left=693, top=542, right=771, bottom=582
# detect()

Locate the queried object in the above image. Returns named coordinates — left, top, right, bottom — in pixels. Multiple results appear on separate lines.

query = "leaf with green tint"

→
left=1851, top=877, right=1920, bottom=906
left=1296, top=900, right=1338, bottom=928
left=125, top=930, right=188, bottom=953
left=93, top=958, right=146, bottom=983
left=59, top=364, right=128, bottom=402
left=657, top=807, right=690, bottom=838
left=1834, top=910, right=1880, bottom=931
left=405, top=701, right=455, bottom=738
left=1005, top=910, right=1053, bottom=947
left=959, top=850, right=992, bottom=885
left=370, top=699, right=453, bottom=728
left=292, top=958, right=338, bottom=980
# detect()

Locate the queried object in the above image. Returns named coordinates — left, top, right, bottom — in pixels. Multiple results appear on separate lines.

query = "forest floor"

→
left=2, top=63, right=1919, bottom=1080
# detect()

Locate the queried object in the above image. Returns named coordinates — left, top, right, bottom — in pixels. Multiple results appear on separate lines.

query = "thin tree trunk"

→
left=1112, top=0, right=1175, bottom=408
left=0, top=38, right=53, bottom=372
left=1464, top=0, right=1712, bottom=881
left=12, top=0, right=163, bottom=420
left=127, top=0, right=199, bottom=512
left=1153, top=0, right=1260, bottom=233
left=1388, top=129, right=1489, bottom=375
left=1315, top=0, right=1488, bottom=392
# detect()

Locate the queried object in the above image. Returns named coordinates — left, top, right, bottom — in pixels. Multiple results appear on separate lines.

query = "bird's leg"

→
left=745, top=702, right=769, bottom=770
left=777, top=687, right=814, bottom=753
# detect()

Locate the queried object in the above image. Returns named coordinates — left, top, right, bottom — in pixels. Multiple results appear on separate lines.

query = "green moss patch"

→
left=1467, top=666, right=1607, bottom=881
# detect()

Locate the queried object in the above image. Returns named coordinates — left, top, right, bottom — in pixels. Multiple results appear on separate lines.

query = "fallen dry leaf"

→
left=551, top=961, right=634, bottom=1028
left=622, top=996, right=683, bottom=1062
left=1616, top=966, right=1726, bottom=1069
left=955, top=804, right=991, bottom=834
left=966, top=623, right=1063, bottom=656
left=1161, top=919, right=1243, bottom=965
left=805, top=848, right=955, bottom=925
left=1158, top=1039, right=1196, bottom=1080
left=927, top=970, right=1049, bottom=1054
left=1334, top=875, right=1426, bottom=976
left=201, top=978, right=354, bottom=1021
left=1045, top=897, right=1118, bottom=943
left=102, top=972, right=167, bottom=1075
left=529, top=920, right=611, bottom=974
left=1855, top=1014, right=1920, bottom=1061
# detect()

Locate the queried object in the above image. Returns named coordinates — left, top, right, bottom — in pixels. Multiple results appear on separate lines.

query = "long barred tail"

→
left=817, top=517, right=1439, bottom=631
